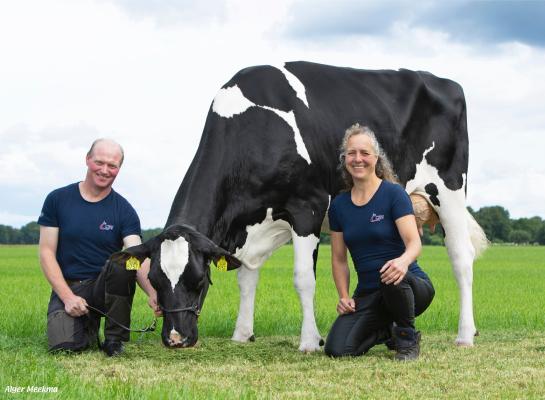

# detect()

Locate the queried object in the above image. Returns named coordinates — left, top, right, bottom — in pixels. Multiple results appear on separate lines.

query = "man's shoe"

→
left=102, top=339, right=124, bottom=357
left=393, top=327, right=420, bottom=361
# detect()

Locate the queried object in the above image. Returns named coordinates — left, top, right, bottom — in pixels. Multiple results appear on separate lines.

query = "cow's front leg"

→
left=292, top=232, right=322, bottom=352
left=232, top=266, right=259, bottom=342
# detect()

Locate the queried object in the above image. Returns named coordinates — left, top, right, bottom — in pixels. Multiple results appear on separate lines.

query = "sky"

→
left=1, top=0, right=544, bottom=228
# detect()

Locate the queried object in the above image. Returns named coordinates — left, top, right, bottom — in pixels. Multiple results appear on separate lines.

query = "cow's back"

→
left=280, top=61, right=469, bottom=192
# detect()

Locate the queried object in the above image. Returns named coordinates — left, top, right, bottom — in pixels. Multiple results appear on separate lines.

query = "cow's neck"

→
left=166, top=179, right=216, bottom=237
left=164, top=151, right=238, bottom=248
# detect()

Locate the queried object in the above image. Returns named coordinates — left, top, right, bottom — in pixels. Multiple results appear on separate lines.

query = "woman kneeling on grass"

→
left=324, top=124, right=435, bottom=361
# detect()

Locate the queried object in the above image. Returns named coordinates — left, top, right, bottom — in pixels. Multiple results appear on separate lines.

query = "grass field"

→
left=1, top=245, right=545, bottom=399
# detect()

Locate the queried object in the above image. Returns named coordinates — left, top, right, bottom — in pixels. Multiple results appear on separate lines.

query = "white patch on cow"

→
left=234, top=208, right=292, bottom=270
left=263, top=107, right=312, bottom=164
left=160, top=236, right=189, bottom=291
left=321, top=195, right=332, bottom=233
left=276, top=64, right=309, bottom=108
left=292, top=231, right=322, bottom=352
left=169, top=328, right=182, bottom=345
left=212, top=85, right=254, bottom=118
left=406, top=142, right=487, bottom=345
left=405, top=142, right=486, bottom=257
left=212, top=84, right=312, bottom=164
left=170, top=328, right=180, bottom=339
left=423, top=141, right=435, bottom=157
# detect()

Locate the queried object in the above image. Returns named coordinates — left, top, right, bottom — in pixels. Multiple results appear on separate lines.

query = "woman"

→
left=324, top=124, right=435, bottom=361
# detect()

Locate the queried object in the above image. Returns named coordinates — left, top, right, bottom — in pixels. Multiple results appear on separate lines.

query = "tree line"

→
left=0, top=223, right=165, bottom=245
left=417, top=206, right=544, bottom=246
left=1, top=206, right=544, bottom=245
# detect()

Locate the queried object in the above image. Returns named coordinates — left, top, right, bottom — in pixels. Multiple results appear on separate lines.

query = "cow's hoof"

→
left=455, top=329, right=478, bottom=346
left=299, top=344, right=321, bottom=353
left=232, top=332, right=255, bottom=343
left=298, top=339, right=322, bottom=353
left=319, top=338, right=325, bottom=346
left=455, top=338, right=474, bottom=347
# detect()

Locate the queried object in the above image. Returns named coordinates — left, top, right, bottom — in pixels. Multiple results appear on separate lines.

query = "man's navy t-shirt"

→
left=38, top=183, right=141, bottom=280
left=328, top=180, right=429, bottom=296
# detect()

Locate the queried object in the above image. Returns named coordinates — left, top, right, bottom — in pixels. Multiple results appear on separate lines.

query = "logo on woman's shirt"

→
left=99, top=221, right=114, bottom=231
left=370, top=213, right=384, bottom=223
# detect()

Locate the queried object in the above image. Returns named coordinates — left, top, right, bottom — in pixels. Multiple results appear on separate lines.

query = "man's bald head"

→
left=87, top=138, right=125, bottom=166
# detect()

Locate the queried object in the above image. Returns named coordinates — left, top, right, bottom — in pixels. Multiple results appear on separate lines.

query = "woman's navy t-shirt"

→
left=328, top=180, right=428, bottom=296
left=38, top=183, right=141, bottom=280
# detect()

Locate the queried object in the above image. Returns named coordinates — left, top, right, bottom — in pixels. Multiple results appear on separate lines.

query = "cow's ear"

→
left=190, top=233, right=242, bottom=270
left=162, top=224, right=242, bottom=270
left=110, top=244, right=148, bottom=265
left=189, top=234, right=221, bottom=255
left=212, top=252, right=242, bottom=271
left=109, top=237, right=158, bottom=265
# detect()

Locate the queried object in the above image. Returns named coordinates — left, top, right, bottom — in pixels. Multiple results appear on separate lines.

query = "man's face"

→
left=85, top=142, right=122, bottom=189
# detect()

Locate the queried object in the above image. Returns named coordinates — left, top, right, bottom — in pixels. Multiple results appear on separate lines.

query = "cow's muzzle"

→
left=167, top=329, right=195, bottom=348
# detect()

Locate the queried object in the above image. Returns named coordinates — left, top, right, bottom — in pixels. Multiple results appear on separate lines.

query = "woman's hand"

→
left=337, top=297, right=356, bottom=315
left=382, top=214, right=422, bottom=286
left=380, top=257, right=409, bottom=285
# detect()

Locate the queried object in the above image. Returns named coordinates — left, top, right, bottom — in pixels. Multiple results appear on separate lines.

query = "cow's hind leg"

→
left=292, top=231, right=322, bottom=352
left=232, top=267, right=259, bottom=343
left=440, top=203, right=479, bottom=346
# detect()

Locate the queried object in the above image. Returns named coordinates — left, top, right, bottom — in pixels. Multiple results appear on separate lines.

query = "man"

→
left=38, top=138, right=160, bottom=356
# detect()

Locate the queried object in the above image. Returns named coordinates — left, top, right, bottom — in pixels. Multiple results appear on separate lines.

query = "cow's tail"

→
left=466, top=208, right=489, bottom=258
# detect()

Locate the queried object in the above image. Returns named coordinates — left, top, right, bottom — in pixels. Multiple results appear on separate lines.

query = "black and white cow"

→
left=119, top=61, right=487, bottom=351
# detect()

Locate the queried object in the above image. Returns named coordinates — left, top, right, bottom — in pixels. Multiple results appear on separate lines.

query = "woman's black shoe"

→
left=393, top=327, right=420, bottom=361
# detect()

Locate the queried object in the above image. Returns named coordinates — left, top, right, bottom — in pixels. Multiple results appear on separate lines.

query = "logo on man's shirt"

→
left=370, top=213, right=384, bottom=223
left=99, top=221, right=114, bottom=231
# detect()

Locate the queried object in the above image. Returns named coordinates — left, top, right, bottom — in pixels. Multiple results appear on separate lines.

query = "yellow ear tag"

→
left=216, top=256, right=228, bottom=272
left=126, top=256, right=141, bottom=271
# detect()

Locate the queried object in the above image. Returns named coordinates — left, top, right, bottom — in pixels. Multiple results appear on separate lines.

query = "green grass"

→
left=1, top=245, right=545, bottom=399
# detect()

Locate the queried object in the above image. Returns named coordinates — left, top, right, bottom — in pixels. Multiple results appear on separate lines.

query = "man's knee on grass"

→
left=47, top=310, right=96, bottom=352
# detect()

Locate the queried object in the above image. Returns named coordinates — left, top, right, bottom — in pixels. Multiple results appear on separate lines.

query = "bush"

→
left=536, top=224, right=545, bottom=245
left=509, top=229, right=532, bottom=244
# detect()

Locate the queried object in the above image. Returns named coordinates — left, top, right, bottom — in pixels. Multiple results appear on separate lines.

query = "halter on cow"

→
left=114, top=61, right=487, bottom=351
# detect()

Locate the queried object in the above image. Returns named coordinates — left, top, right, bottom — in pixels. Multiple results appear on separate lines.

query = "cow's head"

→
left=111, top=224, right=241, bottom=348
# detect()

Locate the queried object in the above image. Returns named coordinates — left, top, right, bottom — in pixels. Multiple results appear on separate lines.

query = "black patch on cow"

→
left=425, top=183, right=441, bottom=207
left=284, top=62, right=468, bottom=191
left=223, top=65, right=299, bottom=112
left=312, top=244, right=319, bottom=278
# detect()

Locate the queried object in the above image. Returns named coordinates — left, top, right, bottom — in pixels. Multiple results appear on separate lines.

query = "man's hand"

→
left=380, top=257, right=409, bottom=285
left=63, top=295, right=89, bottom=317
left=147, top=293, right=163, bottom=317
left=337, top=297, right=356, bottom=315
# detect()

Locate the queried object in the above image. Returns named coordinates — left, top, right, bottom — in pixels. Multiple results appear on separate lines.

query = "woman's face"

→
left=344, top=134, right=378, bottom=181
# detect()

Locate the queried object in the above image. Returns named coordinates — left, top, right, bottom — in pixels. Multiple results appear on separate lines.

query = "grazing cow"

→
left=116, top=61, right=487, bottom=351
